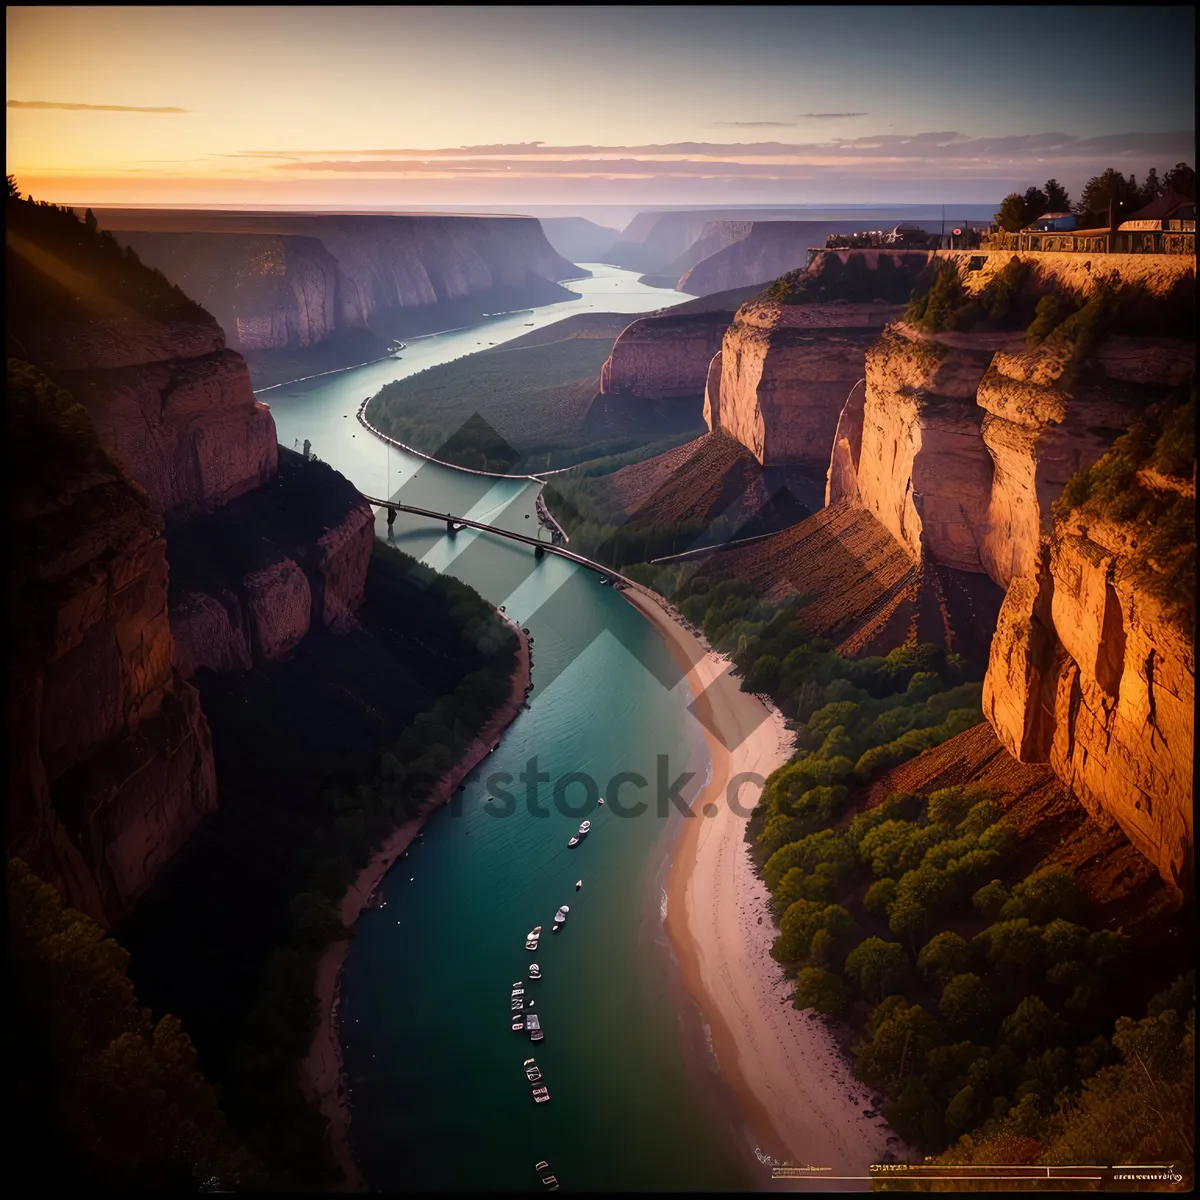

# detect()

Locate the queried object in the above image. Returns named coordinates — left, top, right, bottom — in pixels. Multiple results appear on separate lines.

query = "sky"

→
left=6, top=5, right=1195, bottom=212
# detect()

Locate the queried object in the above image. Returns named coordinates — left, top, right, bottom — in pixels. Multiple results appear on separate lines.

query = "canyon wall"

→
left=168, top=449, right=375, bottom=679
left=680, top=221, right=819, bottom=296
left=94, top=210, right=582, bottom=353
left=984, top=506, right=1194, bottom=898
left=637, top=221, right=752, bottom=288
left=7, top=197, right=378, bottom=927
left=709, top=297, right=904, bottom=466
left=8, top=362, right=218, bottom=927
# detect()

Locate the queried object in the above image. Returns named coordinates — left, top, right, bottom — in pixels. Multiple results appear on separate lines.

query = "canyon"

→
left=7, top=199, right=377, bottom=926
left=639, top=246, right=1195, bottom=896
left=89, top=209, right=583, bottom=376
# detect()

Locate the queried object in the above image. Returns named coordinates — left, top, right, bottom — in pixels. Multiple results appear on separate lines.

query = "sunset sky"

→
left=6, top=5, right=1195, bottom=211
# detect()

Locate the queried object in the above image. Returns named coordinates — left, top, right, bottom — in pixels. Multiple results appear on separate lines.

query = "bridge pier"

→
left=534, top=544, right=545, bottom=559
left=386, top=506, right=397, bottom=528
left=446, top=519, right=457, bottom=533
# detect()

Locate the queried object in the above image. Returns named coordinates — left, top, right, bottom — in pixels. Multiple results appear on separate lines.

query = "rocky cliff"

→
left=6, top=194, right=378, bottom=927
left=709, top=296, right=904, bottom=466
left=598, top=285, right=760, bottom=399
left=679, top=221, right=822, bottom=296
left=94, top=209, right=582, bottom=354
left=983, top=398, right=1195, bottom=898
left=7, top=360, right=218, bottom=927
left=637, top=220, right=752, bottom=288
left=167, top=449, right=375, bottom=678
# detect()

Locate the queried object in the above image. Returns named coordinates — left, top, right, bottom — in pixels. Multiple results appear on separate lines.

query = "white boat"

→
left=578, top=820, right=591, bottom=835
left=526, top=1013, right=543, bottom=1042
left=567, top=836, right=579, bottom=848
left=532, top=1085, right=550, bottom=1103
left=554, top=905, right=569, bottom=924
left=575, top=880, right=582, bottom=891
left=528, top=963, right=541, bottom=979
left=512, top=1016, right=525, bottom=1031
left=512, top=999, right=525, bottom=1010
left=525, top=925, right=542, bottom=950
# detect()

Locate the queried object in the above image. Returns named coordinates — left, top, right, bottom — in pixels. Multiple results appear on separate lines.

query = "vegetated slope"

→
left=681, top=500, right=1004, bottom=670
left=366, top=316, right=708, bottom=473
left=542, top=431, right=816, bottom=570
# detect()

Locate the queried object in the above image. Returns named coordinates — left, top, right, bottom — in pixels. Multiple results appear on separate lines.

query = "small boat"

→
left=527, top=1013, right=543, bottom=1042
left=567, top=836, right=579, bottom=848
left=576, top=880, right=582, bottom=891
left=599, top=575, right=609, bottom=585
left=512, top=999, right=525, bottom=1011
left=529, top=962, right=541, bottom=980
left=532, top=1085, right=550, bottom=1103
left=525, top=925, right=542, bottom=950
left=597, top=798, right=604, bottom=805
left=512, top=1017, right=525, bottom=1031
left=553, top=905, right=569, bottom=925
left=579, top=820, right=591, bottom=835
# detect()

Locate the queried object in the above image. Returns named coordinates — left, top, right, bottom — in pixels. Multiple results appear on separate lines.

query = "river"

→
left=265, top=265, right=759, bottom=1192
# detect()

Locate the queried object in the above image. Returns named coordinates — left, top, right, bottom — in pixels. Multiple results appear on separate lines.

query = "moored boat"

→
left=525, top=925, right=542, bottom=950
left=532, top=1084, right=550, bottom=1103
left=567, top=836, right=579, bottom=848
left=528, top=962, right=541, bottom=979
left=575, top=880, right=582, bottom=891
left=578, top=820, right=591, bottom=835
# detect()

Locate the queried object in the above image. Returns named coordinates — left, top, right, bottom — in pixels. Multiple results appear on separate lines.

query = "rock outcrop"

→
left=7, top=361, right=218, bottom=927
left=600, top=310, right=735, bottom=399
left=984, top=514, right=1194, bottom=897
left=167, top=449, right=374, bottom=679
left=679, top=221, right=818, bottom=296
left=637, top=220, right=752, bottom=288
left=93, top=210, right=582, bottom=353
left=978, top=334, right=1194, bottom=586
left=709, top=297, right=903, bottom=466
left=856, top=326, right=1007, bottom=572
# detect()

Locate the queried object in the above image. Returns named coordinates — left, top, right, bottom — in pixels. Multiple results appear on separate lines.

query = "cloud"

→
left=7, top=99, right=188, bottom=113
left=800, top=112, right=868, bottom=119
left=713, top=121, right=798, bottom=128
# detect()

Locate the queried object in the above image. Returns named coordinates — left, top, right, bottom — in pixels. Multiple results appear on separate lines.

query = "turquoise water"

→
left=265, top=268, right=756, bottom=1191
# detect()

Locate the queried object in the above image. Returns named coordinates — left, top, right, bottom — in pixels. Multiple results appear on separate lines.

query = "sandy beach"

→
left=622, top=585, right=897, bottom=1185
left=301, top=615, right=532, bottom=1192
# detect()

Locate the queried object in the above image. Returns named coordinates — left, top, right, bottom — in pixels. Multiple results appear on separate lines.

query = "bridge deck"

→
left=363, top=496, right=639, bottom=589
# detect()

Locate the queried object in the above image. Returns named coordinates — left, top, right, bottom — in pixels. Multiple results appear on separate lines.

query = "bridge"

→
left=362, top=496, right=641, bottom=589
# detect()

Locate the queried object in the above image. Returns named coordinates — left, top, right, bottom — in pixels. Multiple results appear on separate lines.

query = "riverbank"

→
left=301, top=612, right=533, bottom=1192
left=622, top=586, right=897, bottom=1182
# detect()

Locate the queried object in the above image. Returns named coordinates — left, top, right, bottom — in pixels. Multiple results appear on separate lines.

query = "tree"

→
left=996, top=192, right=1027, bottom=232
left=794, top=967, right=850, bottom=1016
left=1000, top=994, right=1058, bottom=1055
left=844, top=937, right=911, bottom=1002
left=940, top=973, right=994, bottom=1036
left=917, top=930, right=973, bottom=984
left=6, top=173, right=21, bottom=200
left=1000, top=866, right=1081, bottom=923
left=1162, top=161, right=1196, bottom=201
left=1076, top=168, right=1141, bottom=226
left=1022, top=186, right=1049, bottom=223
left=1137, top=167, right=1163, bottom=207
left=84, top=207, right=99, bottom=236
left=773, top=900, right=856, bottom=963
left=1043, top=178, right=1071, bottom=212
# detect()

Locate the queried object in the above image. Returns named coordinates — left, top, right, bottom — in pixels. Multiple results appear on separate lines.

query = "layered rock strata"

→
left=94, top=210, right=582, bottom=353
left=7, top=363, right=218, bottom=927
left=709, top=298, right=903, bottom=466
left=167, top=450, right=375, bottom=679
left=984, top=514, right=1194, bottom=898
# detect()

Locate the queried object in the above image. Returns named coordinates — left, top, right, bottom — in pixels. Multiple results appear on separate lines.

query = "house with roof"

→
left=1119, top=190, right=1197, bottom=232
left=1025, top=212, right=1077, bottom=232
